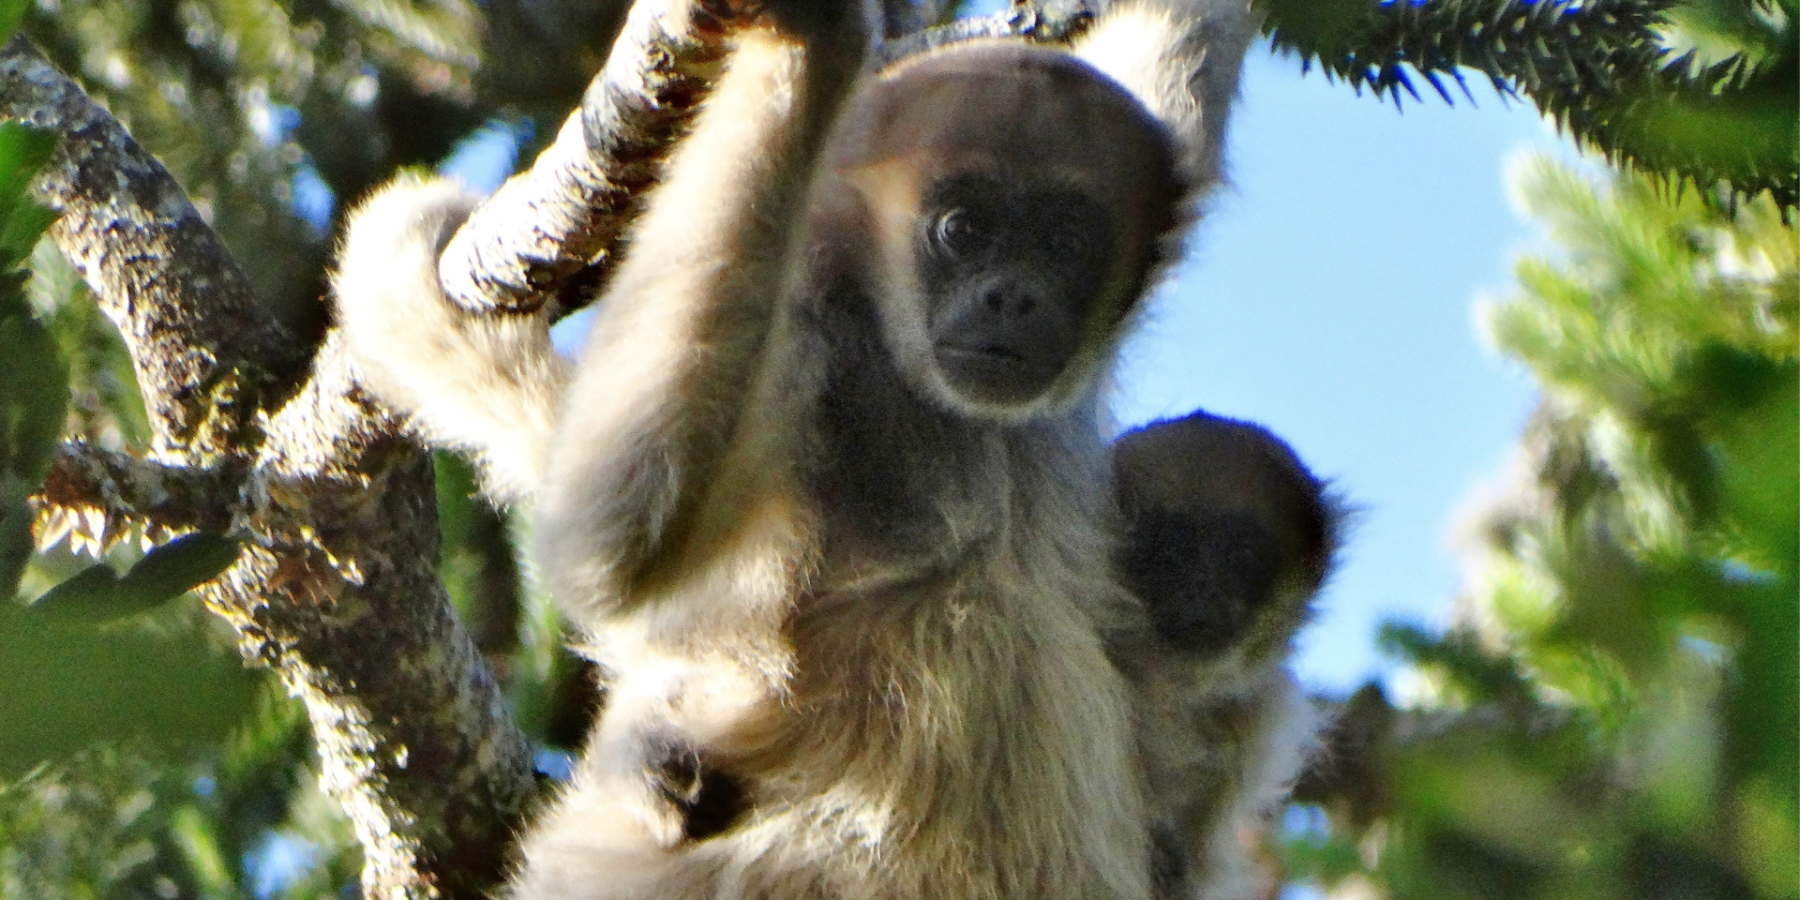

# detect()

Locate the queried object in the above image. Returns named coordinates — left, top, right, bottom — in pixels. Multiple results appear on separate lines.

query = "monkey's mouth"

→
left=934, top=343, right=1060, bottom=403
left=937, top=342, right=1027, bottom=365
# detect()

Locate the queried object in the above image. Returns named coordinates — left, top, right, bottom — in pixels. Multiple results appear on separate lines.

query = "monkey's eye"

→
left=931, top=208, right=989, bottom=258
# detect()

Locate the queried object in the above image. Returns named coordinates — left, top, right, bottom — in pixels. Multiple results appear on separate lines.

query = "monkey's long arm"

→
left=332, top=177, right=568, bottom=504
left=533, top=9, right=867, bottom=617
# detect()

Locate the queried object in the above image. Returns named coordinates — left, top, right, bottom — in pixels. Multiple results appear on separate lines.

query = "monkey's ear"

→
left=1111, top=410, right=1334, bottom=661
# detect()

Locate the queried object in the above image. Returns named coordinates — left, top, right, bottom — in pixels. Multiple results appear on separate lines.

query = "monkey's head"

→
left=818, top=43, right=1185, bottom=422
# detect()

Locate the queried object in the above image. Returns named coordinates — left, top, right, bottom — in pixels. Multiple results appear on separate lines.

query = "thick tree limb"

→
left=874, top=0, right=1098, bottom=66
left=220, top=339, right=538, bottom=899
left=32, top=443, right=236, bottom=555
left=2, top=37, right=535, bottom=899
left=0, top=35, right=301, bottom=460
left=437, top=0, right=737, bottom=317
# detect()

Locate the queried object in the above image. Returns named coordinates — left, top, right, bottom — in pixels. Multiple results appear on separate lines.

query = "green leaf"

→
left=29, top=532, right=242, bottom=622
left=0, top=312, right=67, bottom=599
left=26, top=563, right=124, bottom=617
left=119, top=531, right=243, bottom=597
left=170, top=804, right=248, bottom=900
left=0, top=313, right=69, bottom=490
left=0, top=600, right=261, bottom=778
left=0, top=120, right=57, bottom=275
left=1255, top=0, right=1798, bottom=210
left=0, top=498, right=32, bottom=601
left=0, top=119, right=65, bottom=600
left=0, top=0, right=30, bottom=54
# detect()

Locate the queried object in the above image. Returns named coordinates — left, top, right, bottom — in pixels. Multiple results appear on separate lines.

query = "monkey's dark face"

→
left=824, top=43, right=1184, bottom=421
left=917, top=173, right=1117, bottom=406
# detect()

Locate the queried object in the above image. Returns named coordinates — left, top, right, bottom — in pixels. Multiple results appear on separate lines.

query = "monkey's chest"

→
left=778, top=559, right=1123, bottom=764
left=713, top=569, right=1144, bottom=895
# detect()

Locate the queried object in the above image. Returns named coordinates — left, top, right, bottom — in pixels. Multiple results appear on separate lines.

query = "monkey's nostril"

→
left=981, top=287, right=1038, bottom=318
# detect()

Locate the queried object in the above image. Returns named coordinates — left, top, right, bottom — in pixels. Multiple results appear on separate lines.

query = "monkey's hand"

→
left=1074, top=0, right=1259, bottom=192
left=331, top=175, right=569, bottom=505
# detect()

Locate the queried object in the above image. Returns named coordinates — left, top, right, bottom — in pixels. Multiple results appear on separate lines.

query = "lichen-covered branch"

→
left=0, top=34, right=301, bottom=460
left=2, top=36, right=535, bottom=899
left=874, top=1, right=1096, bottom=68
left=219, top=338, right=538, bottom=899
left=436, top=0, right=738, bottom=317
left=32, top=443, right=236, bottom=555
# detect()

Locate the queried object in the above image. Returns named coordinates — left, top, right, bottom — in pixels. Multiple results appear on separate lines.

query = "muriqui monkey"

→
left=330, top=1, right=1333, bottom=898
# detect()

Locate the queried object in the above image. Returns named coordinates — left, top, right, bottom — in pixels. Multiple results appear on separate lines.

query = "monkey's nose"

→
left=980, top=285, right=1039, bottom=319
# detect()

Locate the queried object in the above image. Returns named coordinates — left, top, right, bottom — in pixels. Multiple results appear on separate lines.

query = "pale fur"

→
left=332, top=176, right=567, bottom=504
left=520, top=10, right=1151, bottom=895
left=330, top=2, right=1318, bottom=899
left=1074, top=0, right=1259, bottom=191
left=1133, top=641, right=1323, bottom=900
left=1080, top=5, right=1328, bottom=899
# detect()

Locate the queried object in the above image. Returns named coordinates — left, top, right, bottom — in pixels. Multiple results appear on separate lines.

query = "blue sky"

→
left=442, top=22, right=1577, bottom=699
left=1110, top=42, right=1569, bottom=694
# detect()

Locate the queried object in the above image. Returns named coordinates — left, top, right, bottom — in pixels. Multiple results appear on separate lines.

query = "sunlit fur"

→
left=333, top=176, right=567, bottom=504
left=523, top=12, right=1154, bottom=895
left=330, top=2, right=1327, bottom=899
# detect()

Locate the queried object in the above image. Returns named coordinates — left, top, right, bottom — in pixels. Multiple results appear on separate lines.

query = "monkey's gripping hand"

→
left=331, top=176, right=569, bottom=505
left=1074, top=0, right=1259, bottom=194
left=1111, top=411, right=1336, bottom=900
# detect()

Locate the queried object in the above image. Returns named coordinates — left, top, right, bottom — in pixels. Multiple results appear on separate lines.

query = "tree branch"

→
left=436, top=0, right=737, bottom=317
left=873, top=2, right=1097, bottom=68
left=0, top=34, right=302, bottom=460
left=223, top=339, right=538, bottom=899
left=437, top=0, right=1114, bottom=322
left=1256, top=0, right=1797, bottom=210
left=2, top=37, right=535, bottom=899
left=32, top=443, right=236, bottom=555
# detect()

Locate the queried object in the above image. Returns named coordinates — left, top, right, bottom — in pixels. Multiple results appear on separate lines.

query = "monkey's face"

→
left=916, top=172, right=1117, bottom=407
left=823, top=42, right=1184, bottom=422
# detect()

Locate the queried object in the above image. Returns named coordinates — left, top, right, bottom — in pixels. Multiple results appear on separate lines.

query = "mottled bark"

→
left=218, top=338, right=538, bottom=899
left=2, top=36, right=535, bottom=900
left=0, top=36, right=300, bottom=461
left=34, top=443, right=236, bottom=553
left=437, top=0, right=737, bottom=317
left=872, top=3, right=1095, bottom=70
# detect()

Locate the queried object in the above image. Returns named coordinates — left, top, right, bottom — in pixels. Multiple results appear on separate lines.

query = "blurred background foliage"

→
left=1284, top=156, right=1797, bottom=900
left=0, top=0, right=1793, bottom=896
